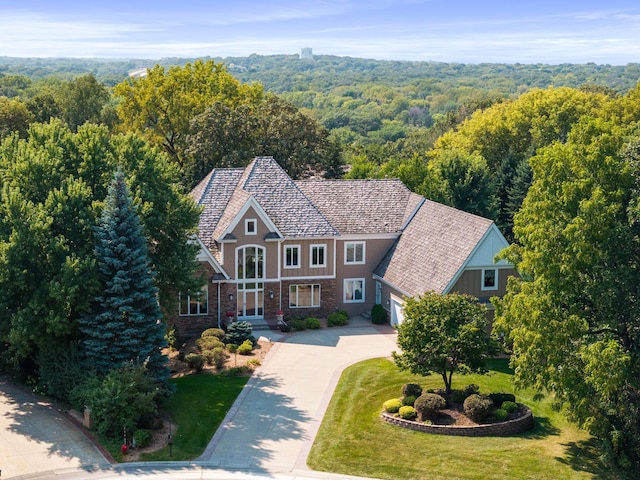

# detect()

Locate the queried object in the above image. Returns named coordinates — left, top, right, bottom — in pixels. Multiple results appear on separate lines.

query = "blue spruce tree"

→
left=80, top=168, right=170, bottom=389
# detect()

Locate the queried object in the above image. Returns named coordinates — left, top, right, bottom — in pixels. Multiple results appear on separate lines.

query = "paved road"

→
left=3, top=318, right=397, bottom=480
left=0, top=376, right=109, bottom=479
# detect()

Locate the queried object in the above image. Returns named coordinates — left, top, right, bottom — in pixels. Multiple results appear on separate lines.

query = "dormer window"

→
left=245, top=219, right=257, bottom=235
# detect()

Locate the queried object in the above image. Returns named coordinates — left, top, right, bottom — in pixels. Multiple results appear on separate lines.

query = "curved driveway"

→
left=3, top=318, right=396, bottom=479
left=0, top=376, right=108, bottom=479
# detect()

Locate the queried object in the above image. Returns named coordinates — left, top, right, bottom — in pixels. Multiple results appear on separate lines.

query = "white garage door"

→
left=390, top=297, right=405, bottom=326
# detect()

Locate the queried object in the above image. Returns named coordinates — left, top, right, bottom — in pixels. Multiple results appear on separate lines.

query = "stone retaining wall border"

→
left=381, top=406, right=534, bottom=437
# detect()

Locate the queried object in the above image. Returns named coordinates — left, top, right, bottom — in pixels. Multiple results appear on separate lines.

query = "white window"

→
left=284, top=245, right=300, bottom=269
left=344, top=278, right=365, bottom=303
left=179, top=285, right=208, bottom=316
left=482, top=268, right=498, bottom=290
left=245, top=219, right=257, bottom=235
left=310, top=244, right=326, bottom=267
left=289, top=284, right=321, bottom=308
left=344, top=241, right=365, bottom=264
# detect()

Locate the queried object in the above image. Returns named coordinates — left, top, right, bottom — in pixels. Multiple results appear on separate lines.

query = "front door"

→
left=236, top=245, right=265, bottom=319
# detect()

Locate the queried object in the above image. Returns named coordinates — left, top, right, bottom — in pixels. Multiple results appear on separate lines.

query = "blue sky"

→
left=1, top=1, right=640, bottom=64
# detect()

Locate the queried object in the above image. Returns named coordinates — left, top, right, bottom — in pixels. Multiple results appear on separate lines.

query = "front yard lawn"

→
left=307, top=358, right=608, bottom=480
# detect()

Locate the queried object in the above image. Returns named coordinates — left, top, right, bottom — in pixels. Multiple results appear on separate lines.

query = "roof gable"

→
left=374, top=199, right=495, bottom=296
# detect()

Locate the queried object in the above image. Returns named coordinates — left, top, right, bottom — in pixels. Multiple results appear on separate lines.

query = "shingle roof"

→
left=191, top=157, right=337, bottom=242
left=374, top=199, right=494, bottom=296
left=296, top=179, right=419, bottom=234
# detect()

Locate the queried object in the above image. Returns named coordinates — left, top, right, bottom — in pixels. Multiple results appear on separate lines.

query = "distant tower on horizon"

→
left=299, top=48, right=313, bottom=59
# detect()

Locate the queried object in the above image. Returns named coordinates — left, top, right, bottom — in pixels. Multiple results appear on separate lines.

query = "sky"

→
left=1, top=1, right=640, bottom=65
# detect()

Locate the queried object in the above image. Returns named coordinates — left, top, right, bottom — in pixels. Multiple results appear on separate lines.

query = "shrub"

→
left=463, top=394, right=494, bottom=423
left=203, top=347, right=228, bottom=369
left=185, top=353, right=205, bottom=372
left=398, top=406, right=418, bottom=420
left=403, top=395, right=417, bottom=407
left=488, top=392, right=516, bottom=408
left=291, top=319, right=307, bottom=331
left=451, top=384, right=480, bottom=404
left=402, top=383, right=423, bottom=398
left=246, top=358, right=261, bottom=368
left=197, top=336, right=224, bottom=351
left=81, top=364, right=160, bottom=437
left=165, top=325, right=178, bottom=350
left=202, top=328, right=225, bottom=339
left=415, top=393, right=447, bottom=421
left=371, top=303, right=387, bottom=324
left=225, top=321, right=253, bottom=345
left=327, top=311, right=349, bottom=327
left=237, top=339, right=254, bottom=355
left=133, top=429, right=151, bottom=448
left=227, top=344, right=238, bottom=354
left=36, top=342, right=84, bottom=403
left=502, top=401, right=518, bottom=413
left=493, top=408, right=509, bottom=421
left=305, top=317, right=322, bottom=329
left=383, top=398, right=403, bottom=413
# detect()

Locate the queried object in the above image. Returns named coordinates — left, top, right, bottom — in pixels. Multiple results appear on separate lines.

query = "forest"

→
left=2, top=54, right=640, bottom=477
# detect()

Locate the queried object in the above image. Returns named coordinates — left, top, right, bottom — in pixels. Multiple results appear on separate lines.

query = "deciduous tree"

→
left=393, top=292, right=496, bottom=394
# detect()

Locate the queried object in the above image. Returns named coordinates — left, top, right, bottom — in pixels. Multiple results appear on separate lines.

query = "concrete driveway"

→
left=197, top=317, right=397, bottom=474
left=0, top=376, right=109, bottom=479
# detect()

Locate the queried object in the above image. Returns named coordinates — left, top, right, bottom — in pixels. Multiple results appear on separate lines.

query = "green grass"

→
left=137, top=373, right=248, bottom=461
left=307, top=358, right=609, bottom=480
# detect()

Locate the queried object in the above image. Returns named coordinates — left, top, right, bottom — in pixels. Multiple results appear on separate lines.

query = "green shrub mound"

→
left=402, top=383, right=423, bottom=398
left=237, top=339, right=254, bottom=355
left=398, top=405, right=418, bottom=420
left=488, top=392, right=516, bottom=408
left=202, top=328, right=225, bottom=339
left=463, top=394, right=494, bottom=423
left=415, top=393, right=447, bottom=421
left=383, top=398, right=403, bottom=413
left=450, top=384, right=480, bottom=403
left=402, top=395, right=417, bottom=406
left=291, top=319, right=307, bottom=331
left=305, top=317, right=322, bottom=329
left=327, top=311, right=349, bottom=327
left=371, top=303, right=386, bottom=324
left=203, top=347, right=228, bottom=369
left=185, top=353, right=205, bottom=372
left=196, top=336, right=224, bottom=351
left=493, top=408, right=509, bottom=421
left=501, top=400, right=518, bottom=413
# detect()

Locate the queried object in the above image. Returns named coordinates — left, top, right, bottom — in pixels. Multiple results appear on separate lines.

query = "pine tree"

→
left=80, top=168, right=170, bottom=388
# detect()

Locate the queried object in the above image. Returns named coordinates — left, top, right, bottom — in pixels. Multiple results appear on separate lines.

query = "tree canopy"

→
left=493, top=85, right=640, bottom=476
left=393, top=292, right=496, bottom=394
left=0, top=121, right=200, bottom=374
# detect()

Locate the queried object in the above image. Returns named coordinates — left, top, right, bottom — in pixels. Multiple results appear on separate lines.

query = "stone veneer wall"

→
left=381, top=406, right=534, bottom=437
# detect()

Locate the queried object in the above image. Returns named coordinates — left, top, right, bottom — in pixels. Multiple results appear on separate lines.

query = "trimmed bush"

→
left=371, top=303, right=386, bottom=324
left=398, top=406, right=418, bottom=420
left=197, top=336, right=224, bottom=351
left=237, top=339, right=254, bottom=355
left=383, top=398, right=403, bottom=414
left=489, top=392, right=516, bottom=408
left=225, top=321, right=253, bottom=345
left=185, top=353, right=205, bottom=372
left=502, top=400, right=518, bottom=413
left=403, top=395, right=417, bottom=407
left=463, top=394, right=494, bottom=423
left=327, top=311, right=349, bottom=327
left=133, top=429, right=151, bottom=448
left=202, top=328, right=225, bottom=339
left=291, top=319, right=307, bottom=331
left=493, top=408, right=509, bottom=421
left=207, top=347, right=228, bottom=370
left=305, top=317, right=322, bottom=329
left=451, top=384, right=480, bottom=404
left=415, top=393, right=447, bottom=421
left=402, top=383, right=423, bottom=398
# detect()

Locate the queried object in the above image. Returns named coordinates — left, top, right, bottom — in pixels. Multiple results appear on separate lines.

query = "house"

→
left=173, top=156, right=515, bottom=336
